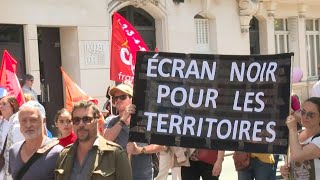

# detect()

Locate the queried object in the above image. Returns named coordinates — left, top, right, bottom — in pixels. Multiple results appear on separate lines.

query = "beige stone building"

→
left=0, top=0, right=319, bottom=129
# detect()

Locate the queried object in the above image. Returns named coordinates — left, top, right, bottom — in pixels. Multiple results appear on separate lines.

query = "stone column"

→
left=297, top=3, right=307, bottom=81
left=259, top=1, right=276, bottom=54
left=23, top=24, right=41, bottom=94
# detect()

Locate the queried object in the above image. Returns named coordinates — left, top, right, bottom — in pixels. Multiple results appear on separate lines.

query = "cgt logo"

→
left=118, top=40, right=134, bottom=82
left=120, top=43, right=135, bottom=75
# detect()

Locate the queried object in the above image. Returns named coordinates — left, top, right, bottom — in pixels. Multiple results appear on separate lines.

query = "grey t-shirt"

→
left=8, top=138, right=63, bottom=180
left=105, top=116, right=129, bottom=149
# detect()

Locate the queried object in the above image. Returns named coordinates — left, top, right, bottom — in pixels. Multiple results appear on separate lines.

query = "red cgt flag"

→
left=60, top=67, right=98, bottom=111
left=0, top=50, right=25, bottom=106
left=110, top=12, right=149, bottom=83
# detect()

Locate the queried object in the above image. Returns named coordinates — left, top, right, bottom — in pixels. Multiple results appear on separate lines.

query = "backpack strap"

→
left=37, top=139, right=59, bottom=154
left=1, top=135, right=8, bottom=156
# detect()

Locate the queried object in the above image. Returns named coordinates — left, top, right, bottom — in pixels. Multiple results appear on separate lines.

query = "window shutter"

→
left=195, top=18, right=209, bottom=51
left=287, top=17, right=299, bottom=67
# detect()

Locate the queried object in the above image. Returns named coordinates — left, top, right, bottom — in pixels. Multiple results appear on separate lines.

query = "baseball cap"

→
left=109, top=83, right=133, bottom=96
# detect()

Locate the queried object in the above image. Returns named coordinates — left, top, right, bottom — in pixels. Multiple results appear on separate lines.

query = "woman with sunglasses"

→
left=21, top=74, right=37, bottom=101
left=54, top=108, right=77, bottom=147
left=0, top=96, right=24, bottom=180
left=280, top=97, right=320, bottom=179
left=273, top=94, right=302, bottom=177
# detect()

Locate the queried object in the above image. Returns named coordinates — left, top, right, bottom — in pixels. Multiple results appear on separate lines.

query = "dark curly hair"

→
left=305, top=97, right=320, bottom=113
left=71, top=100, right=100, bottom=118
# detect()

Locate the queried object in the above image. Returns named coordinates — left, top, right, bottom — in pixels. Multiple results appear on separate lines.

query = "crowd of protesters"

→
left=0, top=75, right=228, bottom=180
left=0, top=72, right=319, bottom=180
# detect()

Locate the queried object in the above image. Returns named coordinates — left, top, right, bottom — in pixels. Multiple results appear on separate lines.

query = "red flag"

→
left=0, top=50, right=25, bottom=106
left=110, top=12, right=149, bottom=82
left=60, top=67, right=98, bottom=111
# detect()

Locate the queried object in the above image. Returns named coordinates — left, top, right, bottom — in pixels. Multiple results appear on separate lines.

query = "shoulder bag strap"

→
left=1, top=135, right=8, bottom=156
left=312, top=133, right=320, bottom=141
left=15, top=140, right=59, bottom=180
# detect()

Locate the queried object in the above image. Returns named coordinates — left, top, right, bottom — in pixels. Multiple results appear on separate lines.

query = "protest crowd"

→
left=0, top=73, right=320, bottom=180
left=0, top=9, right=320, bottom=180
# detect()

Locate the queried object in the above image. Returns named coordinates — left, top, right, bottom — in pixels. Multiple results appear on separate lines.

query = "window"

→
left=274, top=18, right=289, bottom=53
left=250, top=17, right=260, bottom=54
left=305, top=19, right=320, bottom=77
left=194, top=14, right=209, bottom=50
left=118, top=5, right=156, bottom=50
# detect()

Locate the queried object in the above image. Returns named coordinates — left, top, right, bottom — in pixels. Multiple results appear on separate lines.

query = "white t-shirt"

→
left=290, top=135, right=320, bottom=180
left=311, top=80, right=320, bottom=97
left=0, top=114, right=25, bottom=180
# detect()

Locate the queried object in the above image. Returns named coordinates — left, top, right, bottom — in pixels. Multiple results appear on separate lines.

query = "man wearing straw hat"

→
left=104, top=81, right=165, bottom=180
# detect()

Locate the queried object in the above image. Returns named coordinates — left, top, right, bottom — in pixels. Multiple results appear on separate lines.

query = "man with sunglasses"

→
left=104, top=83, right=135, bottom=148
left=104, top=82, right=166, bottom=180
left=55, top=100, right=131, bottom=180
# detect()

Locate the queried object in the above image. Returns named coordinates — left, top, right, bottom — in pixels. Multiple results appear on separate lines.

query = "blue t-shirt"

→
left=46, top=127, right=53, bottom=138
left=105, top=116, right=129, bottom=149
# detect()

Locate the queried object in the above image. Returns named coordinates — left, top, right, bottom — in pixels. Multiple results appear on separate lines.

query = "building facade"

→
left=0, top=0, right=319, bottom=129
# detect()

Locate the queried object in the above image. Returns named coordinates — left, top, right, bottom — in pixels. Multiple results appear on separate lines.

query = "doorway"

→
left=38, top=27, right=64, bottom=135
left=249, top=17, right=260, bottom=55
left=0, top=24, right=26, bottom=79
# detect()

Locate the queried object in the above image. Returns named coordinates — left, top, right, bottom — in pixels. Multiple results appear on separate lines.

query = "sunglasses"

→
left=71, top=116, right=97, bottom=125
left=300, top=110, right=318, bottom=119
left=112, top=95, right=130, bottom=103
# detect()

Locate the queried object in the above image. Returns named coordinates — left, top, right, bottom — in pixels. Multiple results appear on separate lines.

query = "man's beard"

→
left=76, top=124, right=97, bottom=142
left=23, top=128, right=42, bottom=140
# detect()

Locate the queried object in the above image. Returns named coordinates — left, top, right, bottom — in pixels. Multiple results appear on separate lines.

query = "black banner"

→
left=130, top=51, right=293, bottom=154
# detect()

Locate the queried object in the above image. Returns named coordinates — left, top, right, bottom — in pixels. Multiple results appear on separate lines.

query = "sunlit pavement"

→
left=167, top=151, right=284, bottom=180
